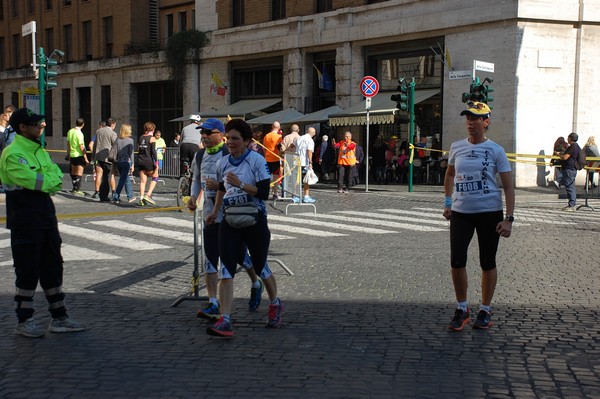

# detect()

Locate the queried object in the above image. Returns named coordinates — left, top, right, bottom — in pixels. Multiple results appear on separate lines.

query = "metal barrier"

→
left=161, top=147, right=181, bottom=178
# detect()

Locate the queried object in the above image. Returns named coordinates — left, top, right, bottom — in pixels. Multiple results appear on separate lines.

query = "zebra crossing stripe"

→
left=271, top=233, right=295, bottom=240
left=145, top=217, right=193, bottom=228
left=61, top=243, right=120, bottom=261
left=59, top=223, right=172, bottom=250
left=0, top=243, right=120, bottom=266
left=302, top=212, right=445, bottom=232
left=0, top=238, right=9, bottom=248
left=89, top=220, right=195, bottom=242
left=337, top=210, right=449, bottom=227
left=268, top=214, right=396, bottom=234
left=268, top=223, right=347, bottom=237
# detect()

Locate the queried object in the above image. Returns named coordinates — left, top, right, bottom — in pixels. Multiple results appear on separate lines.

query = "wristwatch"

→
left=239, top=182, right=245, bottom=190
left=505, top=215, right=514, bottom=222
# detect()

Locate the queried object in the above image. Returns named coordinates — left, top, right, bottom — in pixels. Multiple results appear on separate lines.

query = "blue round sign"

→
left=360, top=76, right=380, bottom=98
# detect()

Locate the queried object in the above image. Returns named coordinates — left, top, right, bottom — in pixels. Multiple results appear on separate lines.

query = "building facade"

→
left=1, top=0, right=599, bottom=186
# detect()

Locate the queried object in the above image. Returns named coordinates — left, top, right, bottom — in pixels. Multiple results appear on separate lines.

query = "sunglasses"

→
left=466, top=101, right=487, bottom=110
left=201, top=129, right=220, bottom=135
left=26, top=121, right=45, bottom=127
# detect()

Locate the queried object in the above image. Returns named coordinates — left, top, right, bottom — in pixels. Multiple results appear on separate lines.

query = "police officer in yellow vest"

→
left=0, top=108, right=86, bottom=338
left=333, top=131, right=357, bottom=193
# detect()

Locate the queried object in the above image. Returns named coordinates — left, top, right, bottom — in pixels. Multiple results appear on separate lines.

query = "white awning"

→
left=288, top=105, right=345, bottom=124
left=246, top=108, right=304, bottom=125
left=201, top=98, right=282, bottom=118
left=329, top=89, right=439, bottom=126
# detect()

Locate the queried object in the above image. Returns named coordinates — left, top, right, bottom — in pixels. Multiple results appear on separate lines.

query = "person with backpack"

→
left=556, top=132, right=583, bottom=212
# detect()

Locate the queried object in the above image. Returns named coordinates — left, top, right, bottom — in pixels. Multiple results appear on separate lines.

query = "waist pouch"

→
left=224, top=204, right=259, bottom=229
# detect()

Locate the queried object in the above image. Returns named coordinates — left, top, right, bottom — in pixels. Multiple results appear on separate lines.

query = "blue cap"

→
left=197, top=118, right=225, bottom=132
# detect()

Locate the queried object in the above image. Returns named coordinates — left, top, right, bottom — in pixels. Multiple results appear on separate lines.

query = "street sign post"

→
left=360, top=76, right=380, bottom=192
left=21, top=21, right=37, bottom=72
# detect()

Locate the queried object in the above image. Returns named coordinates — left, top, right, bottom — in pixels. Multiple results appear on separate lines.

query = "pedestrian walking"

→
left=137, top=121, right=159, bottom=205
left=154, top=130, right=167, bottom=171
left=111, top=123, right=136, bottom=203
left=92, top=118, right=117, bottom=201
left=187, top=118, right=263, bottom=321
left=295, top=127, right=317, bottom=202
left=0, top=108, right=86, bottom=337
left=65, top=118, right=89, bottom=195
left=206, top=118, right=283, bottom=337
left=443, top=101, right=515, bottom=331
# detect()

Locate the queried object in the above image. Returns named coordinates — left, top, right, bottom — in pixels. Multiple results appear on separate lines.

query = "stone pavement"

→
left=1, top=180, right=600, bottom=398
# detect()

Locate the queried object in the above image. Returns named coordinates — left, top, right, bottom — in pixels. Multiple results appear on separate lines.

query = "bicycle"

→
left=176, top=161, right=192, bottom=209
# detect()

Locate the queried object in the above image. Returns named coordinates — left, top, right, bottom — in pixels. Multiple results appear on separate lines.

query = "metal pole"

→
left=408, top=78, right=415, bottom=193
left=366, top=108, right=370, bottom=192
left=38, top=47, right=46, bottom=147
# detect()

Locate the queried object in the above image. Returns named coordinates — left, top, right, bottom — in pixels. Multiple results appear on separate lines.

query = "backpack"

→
left=575, top=144, right=586, bottom=170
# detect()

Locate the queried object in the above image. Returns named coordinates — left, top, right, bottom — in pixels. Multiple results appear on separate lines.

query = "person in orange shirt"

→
left=333, top=131, right=357, bottom=193
left=262, top=121, right=283, bottom=199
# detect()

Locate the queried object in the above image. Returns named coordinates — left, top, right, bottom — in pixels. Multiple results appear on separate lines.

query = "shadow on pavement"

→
left=0, top=293, right=599, bottom=398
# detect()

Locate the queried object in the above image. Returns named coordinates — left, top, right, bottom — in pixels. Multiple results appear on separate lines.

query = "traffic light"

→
left=391, top=80, right=409, bottom=111
left=45, top=58, right=59, bottom=89
left=461, top=76, right=493, bottom=108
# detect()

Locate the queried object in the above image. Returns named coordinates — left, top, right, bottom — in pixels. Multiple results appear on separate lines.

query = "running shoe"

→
left=15, top=318, right=45, bottom=338
left=248, top=280, right=264, bottom=312
left=49, top=317, right=86, bottom=333
left=342, top=188, right=349, bottom=194
left=128, top=197, right=137, bottom=203
left=303, top=195, right=316, bottom=203
left=138, top=199, right=145, bottom=206
left=91, top=191, right=99, bottom=199
left=448, top=308, right=470, bottom=331
left=197, top=302, right=220, bottom=321
left=292, top=196, right=301, bottom=203
left=71, top=189, right=85, bottom=196
left=562, top=206, right=575, bottom=212
left=337, top=188, right=344, bottom=193
left=143, top=195, right=156, bottom=205
left=266, top=300, right=284, bottom=328
left=472, top=310, right=493, bottom=330
left=206, top=317, right=234, bottom=338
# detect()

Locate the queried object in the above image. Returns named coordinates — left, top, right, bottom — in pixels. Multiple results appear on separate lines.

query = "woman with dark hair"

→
left=206, top=119, right=283, bottom=337
left=137, top=121, right=159, bottom=205
left=551, top=136, right=568, bottom=189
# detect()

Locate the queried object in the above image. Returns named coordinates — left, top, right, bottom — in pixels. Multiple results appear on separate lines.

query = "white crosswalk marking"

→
left=89, top=220, right=196, bottom=242
left=297, top=212, right=446, bottom=232
left=0, top=242, right=120, bottom=266
left=268, top=214, right=396, bottom=234
left=336, top=210, right=449, bottom=227
left=145, top=217, right=193, bottom=228
left=268, top=223, right=347, bottom=237
left=59, top=223, right=172, bottom=250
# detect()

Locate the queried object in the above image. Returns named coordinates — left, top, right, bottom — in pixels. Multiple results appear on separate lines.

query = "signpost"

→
left=360, top=76, right=379, bottom=192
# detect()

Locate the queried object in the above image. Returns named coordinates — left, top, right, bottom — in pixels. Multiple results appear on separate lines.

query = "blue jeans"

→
left=114, top=161, right=133, bottom=200
left=561, top=168, right=577, bottom=207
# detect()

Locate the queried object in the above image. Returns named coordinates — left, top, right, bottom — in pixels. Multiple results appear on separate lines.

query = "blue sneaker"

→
left=266, top=300, right=284, bottom=328
left=248, top=280, right=264, bottom=312
left=303, top=195, right=316, bottom=203
left=472, top=310, right=493, bottom=330
left=197, top=302, right=220, bottom=321
left=207, top=316, right=234, bottom=338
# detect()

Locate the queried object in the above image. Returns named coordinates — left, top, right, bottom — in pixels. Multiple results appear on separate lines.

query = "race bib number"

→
left=455, top=173, right=482, bottom=193
left=223, top=188, right=251, bottom=207
left=201, top=173, right=216, bottom=191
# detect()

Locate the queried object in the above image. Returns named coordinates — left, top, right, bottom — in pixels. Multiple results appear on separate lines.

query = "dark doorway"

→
left=77, top=87, right=92, bottom=142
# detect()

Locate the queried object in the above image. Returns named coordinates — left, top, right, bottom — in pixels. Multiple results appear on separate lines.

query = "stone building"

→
left=1, top=0, right=599, bottom=186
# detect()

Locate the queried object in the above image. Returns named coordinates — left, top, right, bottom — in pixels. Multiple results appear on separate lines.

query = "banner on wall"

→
left=210, top=72, right=228, bottom=96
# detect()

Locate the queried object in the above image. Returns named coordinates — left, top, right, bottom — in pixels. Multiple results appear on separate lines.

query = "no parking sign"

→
left=360, top=76, right=379, bottom=98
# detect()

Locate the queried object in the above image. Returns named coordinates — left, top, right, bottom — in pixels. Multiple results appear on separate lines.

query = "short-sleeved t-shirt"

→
left=67, top=127, right=85, bottom=157
left=216, top=149, right=271, bottom=216
left=296, top=134, right=315, bottom=168
left=448, top=138, right=511, bottom=214
left=263, top=131, right=282, bottom=163
left=155, top=137, right=166, bottom=160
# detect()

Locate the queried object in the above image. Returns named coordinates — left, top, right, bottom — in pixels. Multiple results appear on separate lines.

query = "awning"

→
left=329, top=89, right=439, bottom=126
left=246, top=108, right=304, bottom=125
left=288, top=105, right=345, bottom=124
left=201, top=98, right=282, bottom=118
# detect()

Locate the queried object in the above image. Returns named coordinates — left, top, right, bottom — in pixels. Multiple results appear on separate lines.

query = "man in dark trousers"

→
left=93, top=118, right=117, bottom=201
left=557, top=132, right=582, bottom=212
left=0, top=108, right=86, bottom=337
